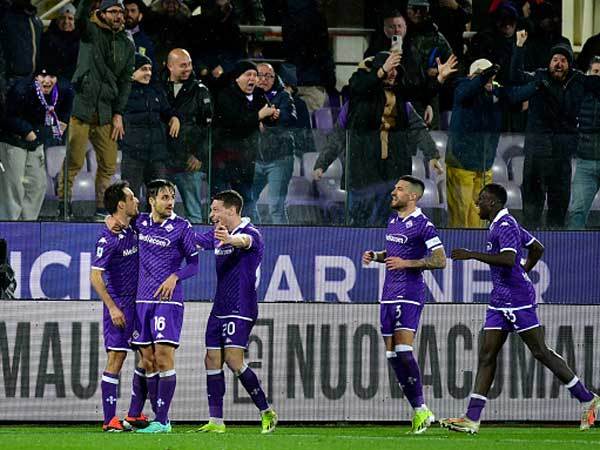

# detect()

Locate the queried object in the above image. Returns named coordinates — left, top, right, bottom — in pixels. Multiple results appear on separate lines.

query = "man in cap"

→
left=511, top=30, right=600, bottom=229
left=57, top=0, right=135, bottom=219
left=41, top=3, right=80, bottom=81
left=0, top=66, right=74, bottom=220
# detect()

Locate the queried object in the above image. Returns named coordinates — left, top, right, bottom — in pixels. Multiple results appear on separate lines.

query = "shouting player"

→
left=91, top=181, right=147, bottom=431
left=193, top=190, right=277, bottom=434
left=130, top=179, right=199, bottom=433
left=363, top=176, right=446, bottom=434
left=440, top=183, right=600, bottom=433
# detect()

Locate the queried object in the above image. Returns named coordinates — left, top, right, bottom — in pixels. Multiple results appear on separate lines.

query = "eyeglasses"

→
left=257, top=73, right=275, bottom=79
left=105, top=9, right=124, bottom=15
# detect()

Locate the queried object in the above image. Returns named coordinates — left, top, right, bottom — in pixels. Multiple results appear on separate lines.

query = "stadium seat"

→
left=497, top=133, right=525, bottom=162
left=492, top=157, right=509, bottom=182
left=502, top=181, right=523, bottom=210
left=313, top=108, right=334, bottom=130
left=412, top=155, right=426, bottom=179
left=45, top=145, right=66, bottom=178
left=509, top=155, right=524, bottom=186
left=86, top=148, right=97, bottom=174
left=421, top=179, right=440, bottom=208
left=285, top=176, right=323, bottom=224
left=302, top=152, right=319, bottom=181
left=428, top=130, right=447, bottom=159
left=293, top=155, right=302, bottom=177
left=71, top=172, right=95, bottom=201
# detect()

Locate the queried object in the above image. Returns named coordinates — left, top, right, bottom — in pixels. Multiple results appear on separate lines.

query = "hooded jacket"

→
left=70, top=0, right=135, bottom=125
left=41, top=17, right=80, bottom=81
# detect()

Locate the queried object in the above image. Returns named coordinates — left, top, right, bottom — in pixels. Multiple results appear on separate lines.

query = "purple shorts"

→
left=131, top=301, right=184, bottom=347
left=483, top=305, right=541, bottom=333
left=205, top=314, right=255, bottom=350
left=103, top=302, right=135, bottom=352
left=380, top=301, right=424, bottom=336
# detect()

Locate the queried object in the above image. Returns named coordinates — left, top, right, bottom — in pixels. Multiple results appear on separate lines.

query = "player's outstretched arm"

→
left=522, top=240, right=544, bottom=273
left=90, top=269, right=125, bottom=328
left=215, top=225, right=252, bottom=249
left=451, top=248, right=516, bottom=268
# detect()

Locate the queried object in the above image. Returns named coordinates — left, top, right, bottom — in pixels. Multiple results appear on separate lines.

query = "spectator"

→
left=212, top=60, right=278, bottom=212
left=511, top=30, right=600, bottom=229
left=57, top=0, right=135, bottom=218
left=120, top=53, right=179, bottom=206
left=278, top=62, right=316, bottom=156
left=577, top=32, right=600, bottom=73
left=187, top=0, right=244, bottom=91
left=0, top=0, right=43, bottom=103
left=146, top=0, right=191, bottom=67
left=124, top=0, right=156, bottom=67
left=522, top=2, right=570, bottom=72
left=345, top=51, right=451, bottom=226
left=40, top=4, right=80, bottom=82
left=231, top=0, right=265, bottom=25
left=162, top=48, right=212, bottom=223
left=568, top=57, right=600, bottom=229
left=429, top=0, right=472, bottom=59
left=0, top=67, right=74, bottom=220
left=445, top=59, right=534, bottom=228
left=403, top=0, right=453, bottom=128
left=246, top=62, right=297, bottom=224
left=364, top=8, right=407, bottom=58
left=281, top=0, right=336, bottom=112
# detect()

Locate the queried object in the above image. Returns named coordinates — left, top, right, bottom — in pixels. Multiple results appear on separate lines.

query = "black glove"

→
left=480, top=64, right=500, bottom=82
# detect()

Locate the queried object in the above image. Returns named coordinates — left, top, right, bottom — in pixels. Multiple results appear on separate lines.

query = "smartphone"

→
left=391, top=35, right=403, bottom=54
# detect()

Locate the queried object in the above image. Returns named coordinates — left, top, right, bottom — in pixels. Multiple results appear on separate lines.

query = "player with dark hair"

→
left=440, top=183, right=600, bottom=434
left=91, top=180, right=147, bottom=431
left=192, top=190, right=278, bottom=434
left=363, top=175, right=446, bottom=434
left=127, top=179, right=199, bottom=433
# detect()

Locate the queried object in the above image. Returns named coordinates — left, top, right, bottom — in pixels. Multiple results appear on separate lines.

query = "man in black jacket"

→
left=0, top=67, right=74, bottom=220
left=511, top=30, right=600, bottom=228
left=212, top=60, right=278, bottom=213
left=162, top=48, right=212, bottom=223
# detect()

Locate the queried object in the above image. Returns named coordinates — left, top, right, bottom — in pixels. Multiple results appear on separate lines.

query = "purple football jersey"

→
left=135, top=212, right=198, bottom=302
left=91, top=226, right=138, bottom=307
left=381, top=208, right=443, bottom=304
left=196, top=218, right=264, bottom=320
left=487, top=209, right=536, bottom=308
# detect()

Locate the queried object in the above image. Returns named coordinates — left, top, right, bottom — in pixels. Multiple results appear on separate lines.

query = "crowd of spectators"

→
left=1, top=0, right=600, bottom=230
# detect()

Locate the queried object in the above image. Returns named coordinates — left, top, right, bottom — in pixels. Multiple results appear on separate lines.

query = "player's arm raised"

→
left=522, top=239, right=544, bottom=273
left=215, top=224, right=253, bottom=249
left=90, top=269, right=126, bottom=328
left=451, top=248, right=516, bottom=268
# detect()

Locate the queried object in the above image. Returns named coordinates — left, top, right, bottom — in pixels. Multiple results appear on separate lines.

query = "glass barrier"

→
left=23, top=126, right=600, bottom=231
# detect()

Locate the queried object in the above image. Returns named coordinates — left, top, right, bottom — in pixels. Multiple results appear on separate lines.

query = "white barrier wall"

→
left=0, top=302, right=598, bottom=421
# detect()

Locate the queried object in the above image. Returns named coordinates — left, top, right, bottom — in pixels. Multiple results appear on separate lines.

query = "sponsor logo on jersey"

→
left=386, top=233, right=408, bottom=244
left=123, top=246, right=138, bottom=257
left=139, top=234, right=171, bottom=247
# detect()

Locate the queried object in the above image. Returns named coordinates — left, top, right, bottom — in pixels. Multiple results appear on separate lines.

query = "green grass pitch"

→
left=1, top=424, right=598, bottom=450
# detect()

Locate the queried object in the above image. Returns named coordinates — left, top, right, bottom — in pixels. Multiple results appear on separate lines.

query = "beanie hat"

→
left=134, top=53, right=152, bottom=71
left=99, top=0, right=124, bottom=12
left=550, top=43, right=573, bottom=66
left=231, top=60, right=257, bottom=80
left=59, top=3, right=76, bottom=15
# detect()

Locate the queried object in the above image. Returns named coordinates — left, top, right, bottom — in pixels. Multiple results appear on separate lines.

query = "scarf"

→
left=34, top=81, right=62, bottom=139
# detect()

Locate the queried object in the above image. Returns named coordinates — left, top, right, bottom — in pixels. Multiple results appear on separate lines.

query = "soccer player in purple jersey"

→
left=362, top=176, right=446, bottom=434
left=441, top=183, right=600, bottom=434
left=91, top=181, right=148, bottom=432
left=192, top=190, right=277, bottom=434
left=128, top=179, right=199, bottom=433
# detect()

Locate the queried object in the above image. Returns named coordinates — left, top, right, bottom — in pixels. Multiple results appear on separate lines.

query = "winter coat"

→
left=161, top=72, right=213, bottom=171
left=577, top=90, right=600, bottom=161
left=41, top=18, right=80, bottom=81
left=1, top=77, right=74, bottom=150
left=257, top=76, right=297, bottom=162
left=70, top=0, right=135, bottom=125
left=346, top=57, right=439, bottom=190
left=511, top=45, right=600, bottom=158
left=0, top=5, right=43, bottom=87
left=213, top=81, right=267, bottom=166
left=119, top=81, right=175, bottom=162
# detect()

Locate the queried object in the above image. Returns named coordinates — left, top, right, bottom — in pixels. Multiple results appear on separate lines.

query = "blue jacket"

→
left=119, top=81, right=176, bottom=162
left=1, top=77, right=73, bottom=150
left=258, top=76, right=297, bottom=162
left=577, top=90, right=600, bottom=160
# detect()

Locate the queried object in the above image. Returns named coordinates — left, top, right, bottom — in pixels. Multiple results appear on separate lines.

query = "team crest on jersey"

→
left=406, top=220, right=413, bottom=229
left=118, top=234, right=125, bottom=240
left=386, top=233, right=408, bottom=244
left=486, top=242, right=492, bottom=251
left=142, top=220, right=148, bottom=226
left=165, top=224, right=174, bottom=232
